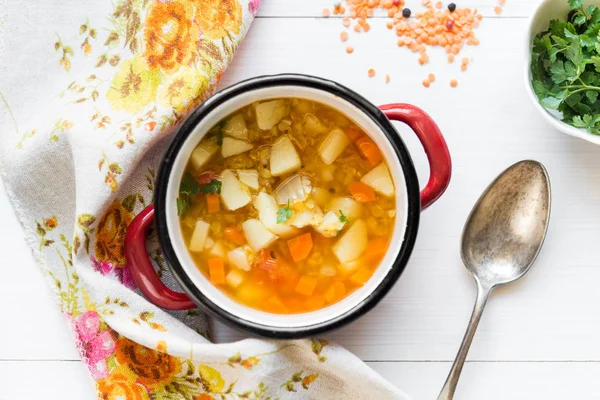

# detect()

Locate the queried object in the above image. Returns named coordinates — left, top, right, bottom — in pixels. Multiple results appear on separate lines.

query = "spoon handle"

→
left=437, top=282, right=492, bottom=400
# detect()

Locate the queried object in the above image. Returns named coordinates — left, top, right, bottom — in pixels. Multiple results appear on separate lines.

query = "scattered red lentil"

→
left=428, top=73, right=435, bottom=82
left=494, top=5, right=502, bottom=14
left=322, top=8, right=331, bottom=16
left=460, top=63, right=467, bottom=71
left=385, top=74, right=391, bottom=83
left=499, top=0, right=506, bottom=4
left=331, top=1, right=483, bottom=85
left=422, top=79, right=431, bottom=87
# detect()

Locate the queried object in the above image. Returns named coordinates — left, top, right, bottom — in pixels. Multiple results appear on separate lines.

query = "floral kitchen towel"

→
left=0, top=0, right=409, bottom=398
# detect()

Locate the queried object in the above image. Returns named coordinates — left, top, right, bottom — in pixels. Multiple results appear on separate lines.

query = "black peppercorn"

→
left=402, top=7, right=411, bottom=18
left=448, top=3, right=456, bottom=12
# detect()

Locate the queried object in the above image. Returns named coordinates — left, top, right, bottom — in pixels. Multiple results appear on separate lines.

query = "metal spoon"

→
left=437, top=160, right=551, bottom=400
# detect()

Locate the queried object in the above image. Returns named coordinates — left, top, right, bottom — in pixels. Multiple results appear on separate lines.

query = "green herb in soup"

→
left=177, top=98, right=397, bottom=314
left=531, top=0, right=600, bottom=134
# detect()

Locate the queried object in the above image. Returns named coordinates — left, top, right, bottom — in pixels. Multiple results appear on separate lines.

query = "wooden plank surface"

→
left=4, top=1, right=600, bottom=399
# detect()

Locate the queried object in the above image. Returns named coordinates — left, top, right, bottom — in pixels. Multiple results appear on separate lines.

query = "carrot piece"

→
left=206, top=194, right=220, bottom=214
left=208, top=257, right=225, bottom=285
left=287, top=233, right=313, bottom=262
left=324, top=281, right=346, bottom=304
left=349, top=267, right=373, bottom=286
left=355, top=136, right=383, bottom=166
left=345, top=128, right=363, bottom=142
left=349, top=181, right=377, bottom=203
left=364, top=238, right=388, bottom=260
left=265, top=296, right=289, bottom=313
left=224, top=225, right=246, bottom=245
left=294, top=275, right=318, bottom=296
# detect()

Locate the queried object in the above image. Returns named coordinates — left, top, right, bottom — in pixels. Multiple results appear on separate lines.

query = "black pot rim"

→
left=154, top=73, right=421, bottom=339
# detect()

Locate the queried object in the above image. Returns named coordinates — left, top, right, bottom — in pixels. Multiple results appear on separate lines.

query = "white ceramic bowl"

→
left=525, top=0, right=600, bottom=145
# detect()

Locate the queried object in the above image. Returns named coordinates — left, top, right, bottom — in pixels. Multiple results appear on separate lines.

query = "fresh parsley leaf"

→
left=569, top=0, right=584, bottom=10
left=177, top=172, right=200, bottom=216
left=586, top=90, right=599, bottom=102
left=339, top=210, right=349, bottom=223
left=276, top=201, right=292, bottom=224
left=180, top=172, right=199, bottom=196
left=177, top=198, right=188, bottom=216
left=199, top=179, right=222, bottom=195
left=540, top=96, right=563, bottom=109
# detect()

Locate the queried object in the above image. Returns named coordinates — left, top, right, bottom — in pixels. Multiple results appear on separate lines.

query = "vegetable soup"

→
left=178, top=98, right=396, bottom=314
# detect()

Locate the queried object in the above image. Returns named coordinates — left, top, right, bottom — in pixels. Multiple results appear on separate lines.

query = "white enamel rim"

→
left=524, top=0, right=600, bottom=145
left=165, top=86, right=409, bottom=328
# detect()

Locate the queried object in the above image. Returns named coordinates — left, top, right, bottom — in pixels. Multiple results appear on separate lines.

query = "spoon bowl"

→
left=461, top=160, right=551, bottom=287
left=438, top=160, right=551, bottom=400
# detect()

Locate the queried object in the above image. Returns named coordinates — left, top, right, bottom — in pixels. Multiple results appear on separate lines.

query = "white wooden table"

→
left=4, top=1, right=600, bottom=398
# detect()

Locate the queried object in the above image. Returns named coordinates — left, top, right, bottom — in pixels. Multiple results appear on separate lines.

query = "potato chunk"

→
left=220, top=170, right=251, bottom=211
left=254, top=192, right=299, bottom=238
left=188, top=219, right=210, bottom=252
left=332, top=219, right=368, bottom=263
left=222, top=114, right=248, bottom=139
left=319, top=128, right=350, bottom=165
left=189, top=140, right=219, bottom=171
left=221, top=137, right=253, bottom=158
left=227, top=246, right=253, bottom=271
left=256, top=99, right=288, bottom=130
left=238, top=169, right=259, bottom=190
left=270, top=136, right=301, bottom=177
left=361, top=163, right=395, bottom=198
left=328, top=197, right=363, bottom=220
left=242, top=219, right=278, bottom=252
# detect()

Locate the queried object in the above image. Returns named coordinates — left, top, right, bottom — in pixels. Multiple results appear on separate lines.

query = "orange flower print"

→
left=194, top=395, right=215, bottom=400
left=94, top=199, right=134, bottom=266
left=195, top=0, right=243, bottom=40
left=241, top=356, right=259, bottom=369
left=144, top=0, right=199, bottom=73
left=44, top=216, right=58, bottom=230
left=115, top=337, right=182, bottom=388
left=97, top=371, right=149, bottom=400
left=302, top=373, right=318, bottom=389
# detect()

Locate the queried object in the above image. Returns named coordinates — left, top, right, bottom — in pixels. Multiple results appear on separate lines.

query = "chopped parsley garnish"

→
left=199, top=179, right=222, bottom=195
left=531, top=0, right=600, bottom=134
left=177, top=172, right=200, bottom=215
left=276, top=200, right=293, bottom=224
left=339, top=210, right=349, bottom=223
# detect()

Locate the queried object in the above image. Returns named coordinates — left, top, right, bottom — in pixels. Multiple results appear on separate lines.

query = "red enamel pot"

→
left=125, top=74, right=451, bottom=338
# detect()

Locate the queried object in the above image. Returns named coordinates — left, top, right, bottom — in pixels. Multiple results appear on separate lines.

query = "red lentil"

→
left=368, top=68, right=376, bottom=77
left=428, top=73, right=435, bottom=82
left=346, top=46, right=354, bottom=54
left=494, top=5, right=502, bottom=14
left=340, top=31, right=349, bottom=41
left=322, top=8, right=331, bottom=17
left=385, top=74, right=391, bottom=83
left=450, top=79, right=458, bottom=87
left=422, top=79, right=430, bottom=87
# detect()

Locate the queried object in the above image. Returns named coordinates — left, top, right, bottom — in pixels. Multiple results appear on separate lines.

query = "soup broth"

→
left=178, top=98, right=396, bottom=314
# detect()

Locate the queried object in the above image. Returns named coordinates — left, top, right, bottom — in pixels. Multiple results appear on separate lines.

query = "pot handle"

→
left=379, top=103, right=451, bottom=210
left=124, top=204, right=196, bottom=310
